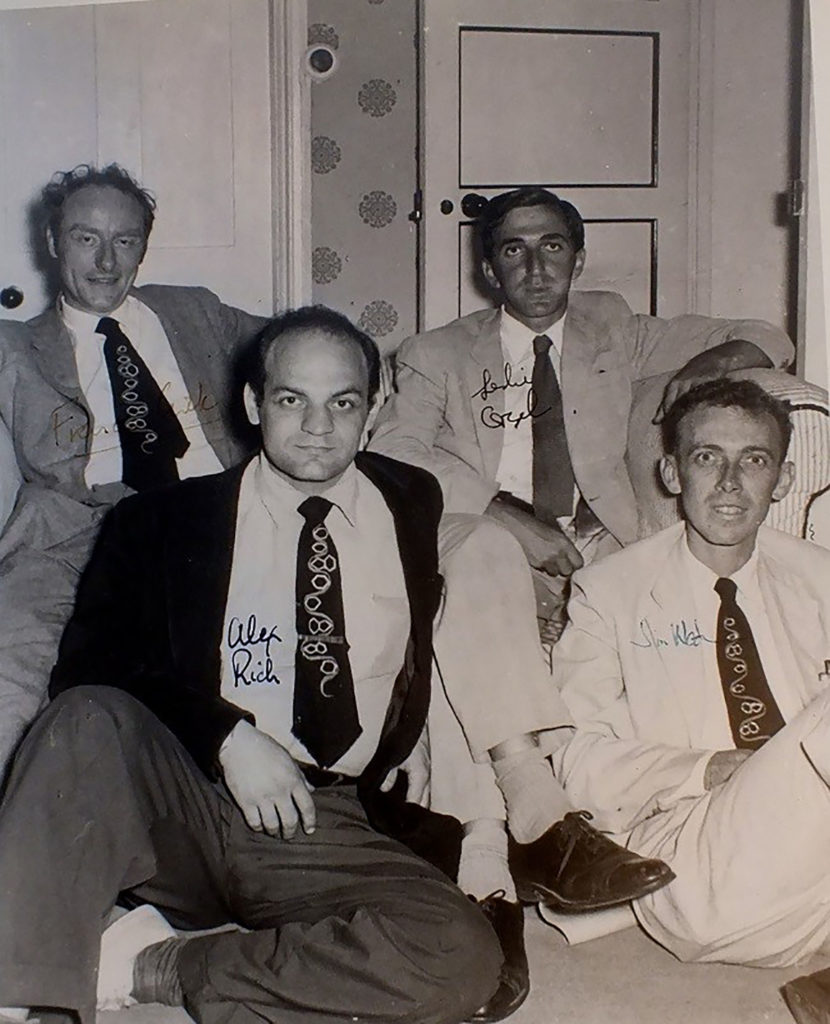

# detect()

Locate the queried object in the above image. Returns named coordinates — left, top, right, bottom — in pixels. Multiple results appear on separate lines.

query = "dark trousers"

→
left=0, top=687, right=500, bottom=1024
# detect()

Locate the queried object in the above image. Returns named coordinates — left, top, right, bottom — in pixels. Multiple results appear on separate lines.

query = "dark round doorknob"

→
left=0, top=286, right=23, bottom=310
left=439, top=199, right=454, bottom=215
left=461, top=193, right=489, bottom=219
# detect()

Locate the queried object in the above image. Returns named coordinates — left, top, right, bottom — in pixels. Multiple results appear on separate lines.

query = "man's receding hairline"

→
left=261, top=328, right=372, bottom=388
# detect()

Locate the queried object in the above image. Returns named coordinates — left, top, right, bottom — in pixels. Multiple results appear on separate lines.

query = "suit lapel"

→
left=164, top=464, right=247, bottom=682
left=27, top=308, right=86, bottom=402
left=647, top=524, right=709, bottom=741
left=131, top=287, right=241, bottom=469
left=465, top=309, right=507, bottom=483
left=354, top=452, right=441, bottom=786
left=758, top=539, right=828, bottom=708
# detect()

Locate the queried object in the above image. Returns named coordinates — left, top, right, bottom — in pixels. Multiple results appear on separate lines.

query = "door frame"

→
left=270, top=0, right=312, bottom=309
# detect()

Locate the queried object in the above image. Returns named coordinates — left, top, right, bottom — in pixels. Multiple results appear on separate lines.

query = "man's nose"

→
left=717, top=460, right=742, bottom=491
left=95, top=241, right=116, bottom=272
left=524, top=247, right=544, bottom=276
left=302, top=404, right=334, bottom=435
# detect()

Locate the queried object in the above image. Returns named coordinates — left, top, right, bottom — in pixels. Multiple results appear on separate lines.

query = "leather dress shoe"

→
left=468, top=893, right=529, bottom=1023
left=782, top=968, right=830, bottom=1023
left=509, top=810, right=675, bottom=912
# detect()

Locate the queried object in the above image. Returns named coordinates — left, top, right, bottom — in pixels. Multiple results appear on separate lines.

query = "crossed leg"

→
left=0, top=687, right=500, bottom=1024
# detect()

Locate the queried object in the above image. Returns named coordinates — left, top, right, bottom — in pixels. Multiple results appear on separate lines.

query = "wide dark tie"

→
left=293, top=495, right=361, bottom=767
left=531, top=334, right=575, bottom=524
left=714, top=577, right=785, bottom=748
left=96, top=316, right=189, bottom=492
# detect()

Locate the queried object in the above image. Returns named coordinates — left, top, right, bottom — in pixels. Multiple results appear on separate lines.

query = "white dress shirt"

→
left=60, top=295, right=223, bottom=486
left=494, top=309, right=578, bottom=519
left=220, top=457, right=410, bottom=776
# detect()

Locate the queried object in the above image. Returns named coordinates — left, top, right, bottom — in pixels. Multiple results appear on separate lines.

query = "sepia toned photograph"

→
left=0, top=1, right=828, bottom=1022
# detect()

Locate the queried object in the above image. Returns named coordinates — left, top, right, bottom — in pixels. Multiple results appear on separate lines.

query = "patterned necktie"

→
left=714, top=577, right=785, bottom=748
left=293, top=495, right=361, bottom=767
left=531, top=334, right=576, bottom=524
left=96, top=316, right=190, bottom=491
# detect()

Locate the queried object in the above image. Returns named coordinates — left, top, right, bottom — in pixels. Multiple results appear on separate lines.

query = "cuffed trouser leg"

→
left=0, top=687, right=500, bottom=1024
left=631, top=686, right=830, bottom=967
left=0, top=686, right=230, bottom=1020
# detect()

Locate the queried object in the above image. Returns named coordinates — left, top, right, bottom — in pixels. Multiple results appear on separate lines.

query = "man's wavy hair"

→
left=244, top=305, right=382, bottom=405
left=478, top=187, right=585, bottom=262
left=662, top=378, right=793, bottom=463
left=42, top=163, right=156, bottom=241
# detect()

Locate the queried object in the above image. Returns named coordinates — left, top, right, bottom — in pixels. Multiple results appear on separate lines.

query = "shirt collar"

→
left=499, top=307, right=565, bottom=365
left=58, top=293, right=132, bottom=345
left=681, top=530, right=760, bottom=600
left=254, top=453, right=360, bottom=528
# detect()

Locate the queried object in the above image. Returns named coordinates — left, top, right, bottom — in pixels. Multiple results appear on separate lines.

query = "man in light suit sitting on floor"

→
left=551, top=378, right=830, bottom=990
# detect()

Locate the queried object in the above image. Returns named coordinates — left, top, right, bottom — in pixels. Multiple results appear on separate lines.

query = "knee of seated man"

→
left=406, top=877, right=503, bottom=1012
left=44, top=685, right=149, bottom=741
left=440, top=512, right=526, bottom=574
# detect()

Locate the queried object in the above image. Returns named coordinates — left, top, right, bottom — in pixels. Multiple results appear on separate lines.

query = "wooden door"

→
left=420, top=0, right=695, bottom=328
left=0, top=0, right=273, bottom=321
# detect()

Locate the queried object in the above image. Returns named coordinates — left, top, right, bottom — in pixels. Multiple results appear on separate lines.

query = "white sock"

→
left=492, top=748, right=572, bottom=844
left=457, top=820, right=517, bottom=902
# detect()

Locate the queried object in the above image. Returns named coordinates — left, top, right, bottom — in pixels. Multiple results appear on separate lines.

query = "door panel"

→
left=0, top=0, right=272, bottom=321
left=421, top=0, right=693, bottom=329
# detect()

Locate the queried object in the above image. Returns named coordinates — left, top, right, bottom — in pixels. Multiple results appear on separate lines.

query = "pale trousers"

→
left=631, top=685, right=830, bottom=967
left=428, top=513, right=572, bottom=823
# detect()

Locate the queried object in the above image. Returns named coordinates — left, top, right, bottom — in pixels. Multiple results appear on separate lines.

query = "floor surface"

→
left=98, top=908, right=820, bottom=1024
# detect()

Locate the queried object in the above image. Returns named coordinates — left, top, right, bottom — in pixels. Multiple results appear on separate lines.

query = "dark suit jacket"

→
left=50, top=452, right=444, bottom=797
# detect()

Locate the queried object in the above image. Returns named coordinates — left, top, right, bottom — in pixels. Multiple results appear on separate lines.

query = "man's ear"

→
left=772, top=460, right=795, bottom=502
left=659, top=454, right=682, bottom=496
left=46, top=227, right=58, bottom=259
left=481, top=257, right=501, bottom=295
left=572, top=248, right=586, bottom=281
left=243, top=383, right=261, bottom=427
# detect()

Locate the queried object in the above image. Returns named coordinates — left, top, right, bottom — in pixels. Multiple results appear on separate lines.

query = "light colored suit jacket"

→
left=552, top=522, right=830, bottom=838
left=3, top=284, right=266, bottom=508
left=0, top=285, right=266, bottom=776
left=369, top=292, right=793, bottom=545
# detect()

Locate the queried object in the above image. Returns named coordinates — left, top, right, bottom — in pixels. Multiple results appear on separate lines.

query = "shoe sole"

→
left=515, top=869, right=675, bottom=912
left=781, top=978, right=830, bottom=1024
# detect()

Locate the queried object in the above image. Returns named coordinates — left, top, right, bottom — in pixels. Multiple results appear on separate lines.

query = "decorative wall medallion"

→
left=312, top=246, right=343, bottom=285
left=308, top=23, right=339, bottom=49
left=311, top=136, right=342, bottom=174
left=359, top=190, right=397, bottom=228
left=358, top=78, right=397, bottom=118
left=359, top=300, right=399, bottom=337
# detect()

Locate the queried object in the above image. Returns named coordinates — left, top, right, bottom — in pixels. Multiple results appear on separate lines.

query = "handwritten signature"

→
left=631, top=617, right=714, bottom=651
left=473, top=363, right=551, bottom=429
left=49, top=381, right=218, bottom=450
left=227, top=614, right=283, bottom=687
left=472, top=363, right=532, bottom=400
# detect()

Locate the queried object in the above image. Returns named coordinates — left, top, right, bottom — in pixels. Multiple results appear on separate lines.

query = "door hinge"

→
left=788, top=179, right=806, bottom=218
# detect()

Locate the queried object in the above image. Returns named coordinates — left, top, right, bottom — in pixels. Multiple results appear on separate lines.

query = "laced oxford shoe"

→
left=468, top=893, right=529, bottom=1023
left=509, top=810, right=675, bottom=912
left=782, top=968, right=830, bottom=1024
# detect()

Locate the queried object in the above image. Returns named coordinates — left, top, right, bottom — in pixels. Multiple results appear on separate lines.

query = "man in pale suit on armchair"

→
left=370, top=187, right=794, bottom=639
left=552, top=379, right=830, bottom=1014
